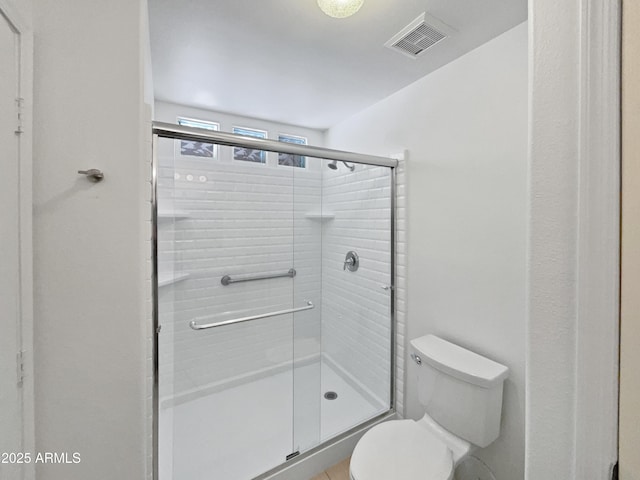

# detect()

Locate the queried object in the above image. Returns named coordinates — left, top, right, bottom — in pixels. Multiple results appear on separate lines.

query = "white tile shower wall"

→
left=320, top=165, right=393, bottom=408
left=395, top=157, right=407, bottom=417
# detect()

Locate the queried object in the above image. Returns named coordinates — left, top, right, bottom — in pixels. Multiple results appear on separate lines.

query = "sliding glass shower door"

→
left=155, top=129, right=393, bottom=480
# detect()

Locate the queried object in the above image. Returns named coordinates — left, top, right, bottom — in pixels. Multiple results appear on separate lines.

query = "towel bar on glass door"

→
left=189, top=301, right=314, bottom=330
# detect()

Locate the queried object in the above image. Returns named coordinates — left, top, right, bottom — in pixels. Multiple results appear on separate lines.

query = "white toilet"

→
left=350, top=334, right=509, bottom=480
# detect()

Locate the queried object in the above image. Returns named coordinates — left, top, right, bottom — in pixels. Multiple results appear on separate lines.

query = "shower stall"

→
left=152, top=122, right=397, bottom=480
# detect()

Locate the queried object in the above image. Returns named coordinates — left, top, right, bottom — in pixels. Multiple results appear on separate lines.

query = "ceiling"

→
left=149, top=0, right=527, bottom=130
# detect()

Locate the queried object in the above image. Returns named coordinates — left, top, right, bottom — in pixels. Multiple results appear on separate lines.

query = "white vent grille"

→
left=385, top=13, right=453, bottom=59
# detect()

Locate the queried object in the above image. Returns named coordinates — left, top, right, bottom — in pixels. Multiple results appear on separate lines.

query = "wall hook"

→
left=78, top=169, right=104, bottom=181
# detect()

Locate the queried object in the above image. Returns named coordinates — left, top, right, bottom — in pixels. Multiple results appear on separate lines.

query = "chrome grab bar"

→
left=221, top=268, right=296, bottom=286
left=189, top=301, right=314, bottom=330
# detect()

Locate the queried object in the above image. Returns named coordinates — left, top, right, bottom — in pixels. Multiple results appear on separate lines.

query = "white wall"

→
left=0, top=3, right=30, bottom=480
left=527, top=1, right=620, bottom=478
left=526, top=3, right=578, bottom=477
left=326, top=23, right=527, bottom=480
left=31, top=1, right=151, bottom=479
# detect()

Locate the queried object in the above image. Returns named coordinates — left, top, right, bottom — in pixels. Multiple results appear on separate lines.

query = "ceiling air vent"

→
left=385, top=13, right=454, bottom=59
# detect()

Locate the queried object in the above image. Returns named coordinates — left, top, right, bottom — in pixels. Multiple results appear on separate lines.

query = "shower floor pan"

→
left=159, top=360, right=385, bottom=480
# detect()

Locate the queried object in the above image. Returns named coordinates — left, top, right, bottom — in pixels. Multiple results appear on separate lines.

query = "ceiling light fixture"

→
left=317, top=0, right=364, bottom=19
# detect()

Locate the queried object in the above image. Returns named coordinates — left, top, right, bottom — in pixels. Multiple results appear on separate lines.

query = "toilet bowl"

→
left=349, top=416, right=471, bottom=480
left=349, top=335, right=508, bottom=480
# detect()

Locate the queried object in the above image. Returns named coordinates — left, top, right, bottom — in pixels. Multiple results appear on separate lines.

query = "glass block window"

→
left=232, top=126, right=267, bottom=163
left=177, top=117, right=219, bottom=158
left=278, top=134, right=307, bottom=168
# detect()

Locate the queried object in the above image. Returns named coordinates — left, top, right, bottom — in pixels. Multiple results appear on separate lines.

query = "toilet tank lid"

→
left=410, top=335, right=509, bottom=388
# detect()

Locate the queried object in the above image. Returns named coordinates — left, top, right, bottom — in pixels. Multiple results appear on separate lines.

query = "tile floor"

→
left=311, top=457, right=351, bottom=480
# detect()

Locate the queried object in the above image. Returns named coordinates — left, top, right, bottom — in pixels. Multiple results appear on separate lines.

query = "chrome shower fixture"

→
left=328, top=160, right=355, bottom=172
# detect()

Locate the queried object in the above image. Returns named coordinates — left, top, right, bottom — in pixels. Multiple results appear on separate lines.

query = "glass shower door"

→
left=296, top=159, right=393, bottom=450
left=290, top=157, right=394, bottom=456
left=157, top=139, right=303, bottom=480
left=290, top=154, right=324, bottom=456
left=155, top=128, right=394, bottom=480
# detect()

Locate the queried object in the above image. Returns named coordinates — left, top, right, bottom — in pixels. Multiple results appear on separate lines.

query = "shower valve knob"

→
left=343, top=251, right=359, bottom=272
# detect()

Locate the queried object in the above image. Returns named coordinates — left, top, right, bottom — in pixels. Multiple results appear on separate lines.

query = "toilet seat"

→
left=350, top=420, right=454, bottom=480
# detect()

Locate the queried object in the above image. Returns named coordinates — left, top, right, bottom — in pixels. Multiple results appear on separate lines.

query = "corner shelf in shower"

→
left=304, top=212, right=335, bottom=220
left=157, top=209, right=191, bottom=221
left=158, top=272, right=190, bottom=288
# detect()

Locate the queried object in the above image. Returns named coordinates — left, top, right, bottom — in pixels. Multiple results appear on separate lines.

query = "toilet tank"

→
left=410, top=335, right=509, bottom=448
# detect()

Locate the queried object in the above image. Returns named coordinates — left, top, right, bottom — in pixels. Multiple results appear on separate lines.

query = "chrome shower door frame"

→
left=151, top=122, right=398, bottom=480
